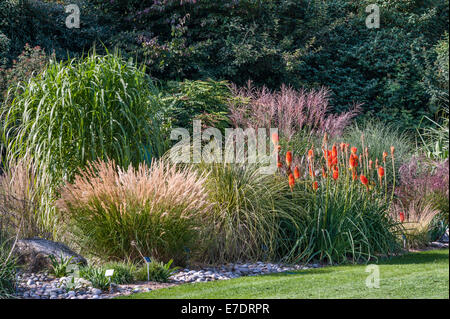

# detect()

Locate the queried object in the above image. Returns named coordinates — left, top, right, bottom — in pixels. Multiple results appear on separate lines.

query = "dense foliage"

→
left=1, top=52, right=169, bottom=185
left=1, top=0, right=448, bottom=129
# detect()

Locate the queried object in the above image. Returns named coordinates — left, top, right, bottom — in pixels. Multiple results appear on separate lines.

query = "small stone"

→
left=91, top=288, right=102, bottom=295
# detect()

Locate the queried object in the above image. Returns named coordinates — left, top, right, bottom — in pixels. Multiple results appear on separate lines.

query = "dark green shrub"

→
left=163, top=79, right=232, bottom=131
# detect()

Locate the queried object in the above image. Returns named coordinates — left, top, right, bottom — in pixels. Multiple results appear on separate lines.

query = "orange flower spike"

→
left=332, top=144, right=338, bottom=158
left=377, top=166, right=385, bottom=178
left=399, top=212, right=405, bottom=223
left=271, top=132, right=279, bottom=145
left=313, top=181, right=319, bottom=191
left=294, top=166, right=300, bottom=179
left=340, top=142, right=346, bottom=153
left=309, top=164, right=315, bottom=178
left=375, top=158, right=379, bottom=169
left=286, top=151, right=293, bottom=167
left=331, top=144, right=338, bottom=167
left=288, top=173, right=295, bottom=190
left=308, top=149, right=314, bottom=160
left=332, top=167, right=339, bottom=180
left=360, top=175, right=369, bottom=191
left=390, top=146, right=395, bottom=157
left=351, top=147, right=357, bottom=154
left=377, top=166, right=385, bottom=186
left=369, top=160, right=373, bottom=169
left=277, top=162, right=282, bottom=168
left=322, top=166, right=327, bottom=178
left=383, top=151, right=388, bottom=162
left=349, top=153, right=358, bottom=169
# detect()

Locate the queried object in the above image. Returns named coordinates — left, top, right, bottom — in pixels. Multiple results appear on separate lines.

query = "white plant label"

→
left=105, top=269, right=114, bottom=277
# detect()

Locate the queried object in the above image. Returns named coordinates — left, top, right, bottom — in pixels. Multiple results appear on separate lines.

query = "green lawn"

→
left=120, top=249, right=449, bottom=299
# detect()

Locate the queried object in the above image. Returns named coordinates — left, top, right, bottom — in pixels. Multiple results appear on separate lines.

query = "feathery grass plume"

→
left=57, top=159, right=210, bottom=264
left=0, top=156, right=55, bottom=238
left=229, top=81, right=360, bottom=140
left=333, top=120, right=413, bottom=186
left=393, top=200, right=440, bottom=249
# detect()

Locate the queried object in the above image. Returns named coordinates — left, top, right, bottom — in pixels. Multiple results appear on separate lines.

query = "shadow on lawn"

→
left=268, top=249, right=449, bottom=277
left=376, top=249, right=449, bottom=266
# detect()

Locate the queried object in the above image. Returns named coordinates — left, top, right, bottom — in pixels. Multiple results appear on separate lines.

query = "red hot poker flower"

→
left=294, top=166, right=300, bottom=179
left=286, top=151, right=293, bottom=167
left=360, top=175, right=369, bottom=191
left=309, top=164, right=315, bottom=178
left=399, top=212, right=405, bottom=223
left=378, top=166, right=385, bottom=186
left=378, top=166, right=385, bottom=178
left=322, top=167, right=327, bottom=178
left=332, top=144, right=338, bottom=159
left=313, top=181, right=318, bottom=191
left=288, top=173, right=295, bottom=190
left=351, top=147, right=357, bottom=154
left=271, top=132, right=279, bottom=145
left=349, top=153, right=358, bottom=168
left=332, top=167, right=339, bottom=180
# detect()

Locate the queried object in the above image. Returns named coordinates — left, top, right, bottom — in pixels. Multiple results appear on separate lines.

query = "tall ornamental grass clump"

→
left=0, top=237, right=17, bottom=298
left=0, top=183, right=18, bottom=298
left=274, top=133, right=401, bottom=264
left=195, top=160, right=306, bottom=264
left=1, top=51, right=169, bottom=186
left=57, top=159, right=211, bottom=264
left=0, top=156, right=56, bottom=238
left=335, top=120, right=413, bottom=186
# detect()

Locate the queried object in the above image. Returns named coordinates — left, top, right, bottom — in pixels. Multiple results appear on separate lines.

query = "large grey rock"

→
left=13, top=238, right=87, bottom=272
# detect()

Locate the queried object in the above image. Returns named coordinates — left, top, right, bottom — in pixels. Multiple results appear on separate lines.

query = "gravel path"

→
left=13, top=261, right=322, bottom=299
